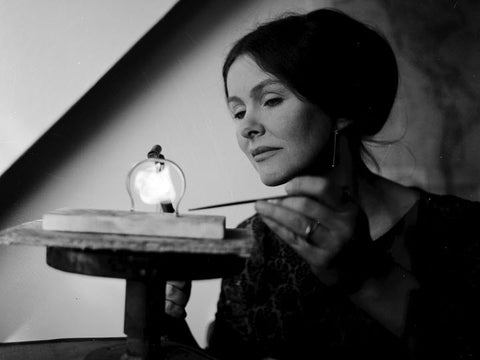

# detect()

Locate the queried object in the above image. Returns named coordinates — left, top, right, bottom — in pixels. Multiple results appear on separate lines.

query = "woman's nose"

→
left=239, top=113, right=265, bottom=139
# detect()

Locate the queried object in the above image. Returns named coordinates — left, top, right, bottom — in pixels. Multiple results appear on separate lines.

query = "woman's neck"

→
left=358, top=172, right=420, bottom=240
left=308, top=135, right=419, bottom=240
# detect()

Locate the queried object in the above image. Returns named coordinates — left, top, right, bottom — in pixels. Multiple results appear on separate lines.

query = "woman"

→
left=166, top=8, right=480, bottom=360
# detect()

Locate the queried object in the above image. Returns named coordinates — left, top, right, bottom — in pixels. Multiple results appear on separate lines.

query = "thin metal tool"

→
left=188, top=195, right=289, bottom=211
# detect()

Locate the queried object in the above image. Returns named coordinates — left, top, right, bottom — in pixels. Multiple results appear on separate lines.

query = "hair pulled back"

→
left=223, top=8, right=398, bottom=167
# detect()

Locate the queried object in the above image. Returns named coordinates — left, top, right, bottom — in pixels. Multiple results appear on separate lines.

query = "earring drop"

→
left=331, top=129, right=339, bottom=168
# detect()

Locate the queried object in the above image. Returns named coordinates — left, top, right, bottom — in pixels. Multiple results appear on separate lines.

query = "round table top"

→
left=0, top=220, right=253, bottom=280
left=0, top=338, right=217, bottom=360
left=0, top=338, right=124, bottom=360
left=47, top=246, right=246, bottom=280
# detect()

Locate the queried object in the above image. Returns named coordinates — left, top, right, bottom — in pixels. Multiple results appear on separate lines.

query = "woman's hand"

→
left=254, top=176, right=358, bottom=285
left=165, top=280, right=191, bottom=319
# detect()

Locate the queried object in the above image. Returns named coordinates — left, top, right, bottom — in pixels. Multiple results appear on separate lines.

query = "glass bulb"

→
left=126, top=146, right=185, bottom=215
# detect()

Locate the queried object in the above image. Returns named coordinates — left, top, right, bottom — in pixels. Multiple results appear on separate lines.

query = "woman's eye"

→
left=234, top=110, right=246, bottom=120
left=264, top=98, right=282, bottom=107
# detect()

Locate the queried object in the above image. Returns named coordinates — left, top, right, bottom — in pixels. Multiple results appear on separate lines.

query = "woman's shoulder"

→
left=416, top=189, right=480, bottom=222
left=412, top=189, right=480, bottom=254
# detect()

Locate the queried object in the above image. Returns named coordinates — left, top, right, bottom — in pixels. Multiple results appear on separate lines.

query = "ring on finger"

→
left=304, top=220, right=322, bottom=243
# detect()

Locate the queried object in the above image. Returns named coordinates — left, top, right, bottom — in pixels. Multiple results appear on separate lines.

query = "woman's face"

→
left=226, top=55, right=333, bottom=186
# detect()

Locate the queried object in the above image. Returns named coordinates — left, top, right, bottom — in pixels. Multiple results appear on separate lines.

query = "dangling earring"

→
left=331, top=129, right=339, bottom=168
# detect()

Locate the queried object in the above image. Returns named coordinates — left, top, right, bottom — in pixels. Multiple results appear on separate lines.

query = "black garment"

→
left=207, top=191, right=480, bottom=360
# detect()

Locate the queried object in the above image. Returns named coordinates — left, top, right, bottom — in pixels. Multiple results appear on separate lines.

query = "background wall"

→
left=333, top=0, right=480, bottom=200
left=0, top=0, right=179, bottom=176
left=0, top=0, right=479, bottom=349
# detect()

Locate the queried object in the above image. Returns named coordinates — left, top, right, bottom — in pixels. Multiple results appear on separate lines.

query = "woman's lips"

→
left=251, top=147, right=281, bottom=161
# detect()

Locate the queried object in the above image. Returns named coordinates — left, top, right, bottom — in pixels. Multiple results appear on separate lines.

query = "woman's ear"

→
left=335, top=117, right=353, bottom=132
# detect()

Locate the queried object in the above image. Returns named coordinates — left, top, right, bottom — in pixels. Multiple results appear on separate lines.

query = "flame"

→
left=133, top=165, right=176, bottom=205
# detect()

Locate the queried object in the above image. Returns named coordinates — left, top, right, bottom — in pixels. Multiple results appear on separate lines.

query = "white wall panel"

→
left=0, top=0, right=179, bottom=175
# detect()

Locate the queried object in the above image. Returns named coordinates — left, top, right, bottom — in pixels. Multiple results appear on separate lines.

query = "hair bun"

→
left=304, top=9, right=398, bottom=137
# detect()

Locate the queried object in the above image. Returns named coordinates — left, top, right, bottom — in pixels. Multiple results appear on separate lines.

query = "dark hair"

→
left=222, top=8, right=398, bottom=169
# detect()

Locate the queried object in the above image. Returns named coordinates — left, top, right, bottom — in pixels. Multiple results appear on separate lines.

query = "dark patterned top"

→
left=206, top=191, right=480, bottom=360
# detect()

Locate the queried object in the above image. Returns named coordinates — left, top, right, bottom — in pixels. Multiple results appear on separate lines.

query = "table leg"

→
left=123, top=278, right=166, bottom=360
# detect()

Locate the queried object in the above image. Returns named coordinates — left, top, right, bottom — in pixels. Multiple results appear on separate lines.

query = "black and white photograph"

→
left=0, top=1, right=479, bottom=359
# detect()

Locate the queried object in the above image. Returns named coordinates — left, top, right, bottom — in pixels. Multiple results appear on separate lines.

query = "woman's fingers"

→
left=166, top=281, right=191, bottom=306
left=256, top=179, right=359, bottom=255
left=257, top=176, right=361, bottom=284
left=260, top=215, right=334, bottom=268
left=278, top=196, right=344, bottom=230
left=255, top=201, right=329, bottom=241
left=165, top=299, right=187, bottom=319
left=165, top=280, right=191, bottom=319
left=260, top=216, right=305, bottom=247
